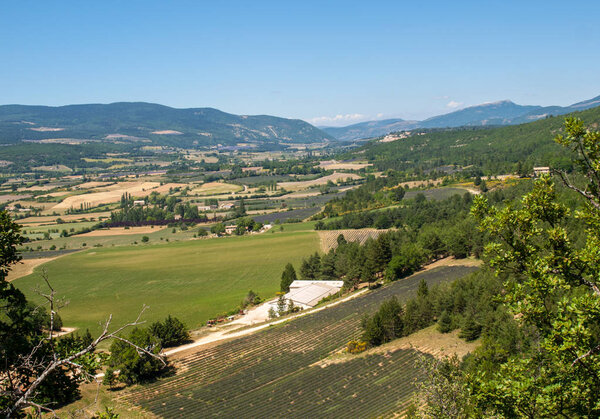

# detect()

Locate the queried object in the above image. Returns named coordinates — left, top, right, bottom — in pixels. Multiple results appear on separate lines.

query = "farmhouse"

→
left=533, top=166, right=550, bottom=177
left=197, top=205, right=217, bottom=211
left=219, top=202, right=234, bottom=210
left=225, top=225, right=237, bottom=234
left=133, top=200, right=145, bottom=206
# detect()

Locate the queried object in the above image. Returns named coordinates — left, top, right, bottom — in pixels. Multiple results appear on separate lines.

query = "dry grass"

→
left=278, top=172, right=362, bottom=191
left=399, top=179, right=444, bottom=188
left=51, top=182, right=187, bottom=210
left=191, top=182, right=242, bottom=196
left=318, top=161, right=371, bottom=170
left=6, top=258, right=55, bottom=282
left=315, top=325, right=480, bottom=369
left=75, top=226, right=167, bottom=237
left=18, top=212, right=113, bottom=225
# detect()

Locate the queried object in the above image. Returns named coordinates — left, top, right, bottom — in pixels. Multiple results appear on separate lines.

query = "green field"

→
left=14, top=230, right=319, bottom=334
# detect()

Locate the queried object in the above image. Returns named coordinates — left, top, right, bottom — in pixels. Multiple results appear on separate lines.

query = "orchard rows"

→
left=122, top=266, right=477, bottom=418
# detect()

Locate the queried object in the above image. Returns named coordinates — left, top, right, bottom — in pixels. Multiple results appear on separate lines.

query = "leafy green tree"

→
left=210, top=222, right=226, bottom=235
left=108, top=327, right=165, bottom=385
left=280, top=263, right=297, bottom=292
left=467, top=118, right=600, bottom=417
left=149, top=315, right=189, bottom=348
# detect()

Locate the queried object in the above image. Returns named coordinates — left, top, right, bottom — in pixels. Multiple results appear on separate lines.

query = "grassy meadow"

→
left=14, top=229, right=319, bottom=335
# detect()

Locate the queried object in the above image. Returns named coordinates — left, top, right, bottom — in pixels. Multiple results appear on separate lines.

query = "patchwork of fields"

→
left=120, top=266, right=479, bottom=418
left=14, top=229, right=319, bottom=334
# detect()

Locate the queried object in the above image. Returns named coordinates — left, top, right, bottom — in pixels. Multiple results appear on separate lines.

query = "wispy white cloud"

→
left=308, top=113, right=368, bottom=126
left=446, top=100, right=464, bottom=109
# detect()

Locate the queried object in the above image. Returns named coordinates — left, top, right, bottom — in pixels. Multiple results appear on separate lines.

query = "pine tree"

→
left=280, top=263, right=297, bottom=292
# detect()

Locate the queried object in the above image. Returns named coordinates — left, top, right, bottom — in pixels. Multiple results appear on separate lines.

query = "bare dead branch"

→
left=572, top=343, right=600, bottom=367
left=554, top=170, right=600, bottom=210
left=6, top=296, right=164, bottom=418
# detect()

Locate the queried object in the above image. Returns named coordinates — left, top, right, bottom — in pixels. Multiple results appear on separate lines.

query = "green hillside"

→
left=0, top=102, right=332, bottom=147
left=351, top=106, right=600, bottom=174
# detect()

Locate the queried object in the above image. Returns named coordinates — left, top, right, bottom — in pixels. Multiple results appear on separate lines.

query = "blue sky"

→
left=1, top=1, right=599, bottom=126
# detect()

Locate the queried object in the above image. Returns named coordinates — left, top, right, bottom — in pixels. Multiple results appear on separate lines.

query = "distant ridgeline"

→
left=0, top=102, right=333, bottom=148
left=344, top=105, right=600, bottom=174
left=322, top=95, right=600, bottom=141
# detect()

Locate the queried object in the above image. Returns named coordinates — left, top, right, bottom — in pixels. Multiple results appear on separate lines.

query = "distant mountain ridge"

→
left=0, top=102, right=333, bottom=148
left=321, top=95, right=600, bottom=141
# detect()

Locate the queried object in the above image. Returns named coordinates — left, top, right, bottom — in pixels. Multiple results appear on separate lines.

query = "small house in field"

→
left=197, top=205, right=217, bottom=211
left=133, top=200, right=145, bottom=206
left=219, top=202, right=234, bottom=210
left=533, top=166, right=550, bottom=177
left=225, top=225, right=237, bottom=234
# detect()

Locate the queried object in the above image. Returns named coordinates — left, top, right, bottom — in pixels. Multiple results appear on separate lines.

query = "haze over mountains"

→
left=321, top=95, right=600, bottom=141
left=2, top=95, right=600, bottom=148
left=0, top=102, right=333, bottom=148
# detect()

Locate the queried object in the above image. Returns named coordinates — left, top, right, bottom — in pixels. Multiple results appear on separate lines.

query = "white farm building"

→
left=270, top=280, right=344, bottom=312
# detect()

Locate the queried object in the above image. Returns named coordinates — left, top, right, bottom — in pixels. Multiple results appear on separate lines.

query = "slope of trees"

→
left=346, top=105, right=600, bottom=175
left=406, top=117, right=600, bottom=417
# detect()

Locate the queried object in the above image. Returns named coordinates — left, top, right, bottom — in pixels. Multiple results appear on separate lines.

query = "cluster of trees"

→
left=104, top=315, right=188, bottom=388
left=282, top=219, right=482, bottom=291
left=408, top=118, right=600, bottom=417
left=318, top=171, right=406, bottom=215
left=210, top=217, right=263, bottom=236
left=107, top=192, right=208, bottom=226
left=361, top=271, right=502, bottom=348
left=319, top=190, right=476, bottom=230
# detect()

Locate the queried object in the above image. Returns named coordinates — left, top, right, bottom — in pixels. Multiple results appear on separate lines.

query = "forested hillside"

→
left=0, top=102, right=332, bottom=147
left=348, top=105, right=600, bottom=174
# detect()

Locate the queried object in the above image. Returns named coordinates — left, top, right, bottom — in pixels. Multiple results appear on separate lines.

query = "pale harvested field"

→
left=7, top=257, right=58, bottom=282
left=74, top=181, right=114, bottom=189
left=319, top=228, right=390, bottom=252
left=18, top=212, right=112, bottom=225
left=191, top=182, right=242, bottom=196
left=278, top=172, right=362, bottom=191
left=17, top=185, right=58, bottom=192
left=400, top=179, right=444, bottom=188
left=0, top=194, right=31, bottom=203
left=51, top=182, right=187, bottom=210
left=318, top=161, right=372, bottom=170
left=32, top=165, right=72, bottom=172
left=151, top=130, right=182, bottom=135
left=41, top=191, right=69, bottom=198
left=75, top=226, right=167, bottom=237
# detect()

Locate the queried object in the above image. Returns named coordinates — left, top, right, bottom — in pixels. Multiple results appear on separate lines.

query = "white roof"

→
left=285, top=283, right=340, bottom=307
left=289, top=280, right=344, bottom=289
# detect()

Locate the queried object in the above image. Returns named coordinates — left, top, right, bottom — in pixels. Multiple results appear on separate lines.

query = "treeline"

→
left=359, top=270, right=503, bottom=347
left=316, top=171, right=407, bottom=215
left=288, top=223, right=482, bottom=290
left=345, top=106, right=600, bottom=175
left=317, top=180, right=535, bottom=231
left=106, top=192, right=208, bottom=226
left=103, top=315, right=189, bottom=388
